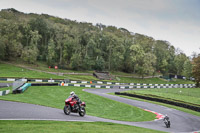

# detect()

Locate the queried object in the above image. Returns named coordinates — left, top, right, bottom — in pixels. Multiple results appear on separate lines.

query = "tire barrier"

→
left=0, top=78, right=196, bottom=88
left=61, top=83, right=113, bottom=89
left=115, top=92, right=200, bottom=112
left=0, top=78, right=62, bottom=83
left=0, top=90, right=10, bottom=96
left=16, top=83, right=31, bottom=93
left=31, top=83, right=58, bottom=86
left=61, top=83, right=195, bottom=89
left=13, top=83, right=58, bottom=94
left=13, top=83, right=31, bottom=94
left=64, top=80, right=195, bottom=88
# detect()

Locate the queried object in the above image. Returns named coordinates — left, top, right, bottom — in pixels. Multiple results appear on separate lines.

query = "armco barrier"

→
left=115, top=92, right=200, bottom=112
left=0, top=90, right=10, bottom=96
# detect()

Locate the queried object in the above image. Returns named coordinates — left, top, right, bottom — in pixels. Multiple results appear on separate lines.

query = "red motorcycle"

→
left=63, top=97, right=86, bottom=117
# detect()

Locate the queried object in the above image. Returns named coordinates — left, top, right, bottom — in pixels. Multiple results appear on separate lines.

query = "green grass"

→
left=112, top=93, right=200, bottom=117
left=0, top=121, right=165, bottom=133
left=64, top=74, right=98, bottom=81
left=2, top=60, right=93, bottom=74
left=0, top=87, right=12, bottom=91
left=114, top=77, right=194, bottom=84
left=0, top=63, right=65, bottom=79
left=0, top=62, right=194, bottom=84
left=125, top=88, right=200, bottom=105
left=111, top=71, right=161, bottom=77
left=0, top=86, right=156, bottom=122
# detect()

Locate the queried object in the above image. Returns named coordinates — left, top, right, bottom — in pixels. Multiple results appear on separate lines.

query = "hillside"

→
left=0, top=8, right=192, bottom=78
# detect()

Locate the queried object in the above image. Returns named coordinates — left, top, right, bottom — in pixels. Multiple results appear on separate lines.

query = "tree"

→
left=133, top=33, right=155, bottom=53
left=174, top=53, right=187, bottom=75
left=153, top=40, right=171, bottom=74
left=143, top=53, right=157, bottom=76
left=182, top=59, right=192, bottom=79
left=130, top=44, right=145, bottom=73
left=192, top=55, right=200, bottom=87
left=21, top=30, right=41, bottom=63
left=95, top=56, right=105, bottom=71
left=0, top=37, right=6, bottom=60
left=70, top=53, right=82, bottom=70
left=47, top=38, right=56, bottom=66
left=0, top=19, right=23, bottom=60
left=29, top=17, right=51, bottom=60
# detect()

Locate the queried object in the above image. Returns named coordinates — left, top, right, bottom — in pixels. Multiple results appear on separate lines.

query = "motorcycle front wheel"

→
left=64, top=105, right=71, bottom=115
left=79, top=107, right=86, bottom=117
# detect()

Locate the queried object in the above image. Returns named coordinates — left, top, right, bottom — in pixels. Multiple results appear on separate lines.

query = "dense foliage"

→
left=192, top=55, right=200, bottom=87
left=0, top=8, right=197, bottom=77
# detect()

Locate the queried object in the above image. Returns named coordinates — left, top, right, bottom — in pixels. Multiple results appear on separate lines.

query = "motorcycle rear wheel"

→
left=64, top=105, right=71, bottom=115
left=168, top=121, right=170, bottom=128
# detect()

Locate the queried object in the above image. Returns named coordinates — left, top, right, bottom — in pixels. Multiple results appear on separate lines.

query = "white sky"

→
left=0, top=0, right=200, bottom=56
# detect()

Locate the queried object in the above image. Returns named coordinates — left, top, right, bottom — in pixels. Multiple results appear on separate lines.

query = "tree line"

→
left=0, top=8, right=199, bottom=82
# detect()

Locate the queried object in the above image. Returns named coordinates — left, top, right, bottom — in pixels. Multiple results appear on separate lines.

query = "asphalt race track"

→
left=0, top=88, right=200, bottom=133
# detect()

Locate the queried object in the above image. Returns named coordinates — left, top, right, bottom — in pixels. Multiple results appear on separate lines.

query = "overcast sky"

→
left=0, top=0, right=200, bottom=56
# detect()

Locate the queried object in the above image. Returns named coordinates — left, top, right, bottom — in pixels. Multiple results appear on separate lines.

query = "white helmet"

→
left=70, top=91, right=75, bottom=96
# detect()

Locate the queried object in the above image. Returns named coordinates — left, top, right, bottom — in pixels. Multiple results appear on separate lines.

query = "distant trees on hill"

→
left=0, top=8, right=198, bottom=79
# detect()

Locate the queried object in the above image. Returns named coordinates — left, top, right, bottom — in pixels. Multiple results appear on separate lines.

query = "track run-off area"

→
left=0, top=88, right=200, bottom=133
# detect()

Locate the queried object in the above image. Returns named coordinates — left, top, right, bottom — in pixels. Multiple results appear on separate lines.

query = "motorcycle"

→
left=63, top=97, right=86, bottom=117
left=164, top=119, right=170, bottom=128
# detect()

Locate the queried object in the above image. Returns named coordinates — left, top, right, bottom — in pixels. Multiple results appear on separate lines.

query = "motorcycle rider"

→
left=163, top=114, right=169, bottom=121
left=69, top=91, right=81, bottom=110
left=163, top=114, right=170, bottom=128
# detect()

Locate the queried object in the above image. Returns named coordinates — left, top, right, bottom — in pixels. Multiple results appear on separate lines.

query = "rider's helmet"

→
left=70, top=91, right=75, bottom=97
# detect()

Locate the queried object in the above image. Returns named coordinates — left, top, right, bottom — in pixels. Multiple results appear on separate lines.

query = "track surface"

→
left=1, top=88, right=200, bottom=133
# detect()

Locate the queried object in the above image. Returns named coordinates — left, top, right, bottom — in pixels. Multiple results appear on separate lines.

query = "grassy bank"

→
left=64, top=74, right=98, bottom=81
left=0, top=121, right=165, bottom=133
left=0, top=63, right=65, bottom=79
left=0, top=62, right=194, bottom=84
left=0, top=86, right=156, bottom=122
left=113, top=94, right=200, bottom=117
left=112, top=88, right=200, bottom=116
left=124, top=88, right=200, bottom=105
left=113, top=77, right=194, bottom=84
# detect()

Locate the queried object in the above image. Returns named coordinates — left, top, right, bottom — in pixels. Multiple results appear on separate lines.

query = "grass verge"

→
left=0, top=86, right=156, bottom=122
left=0, top=120, right=165, bottom=133
left=124, top=88, right=200, bottom=105
left=0, top=87, right=12, bottom=91
left=109, top=88, right=200, bottom=117
left=114, top=77, right=194, bottom=84
left=114, top=94, right=200, bottom=117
